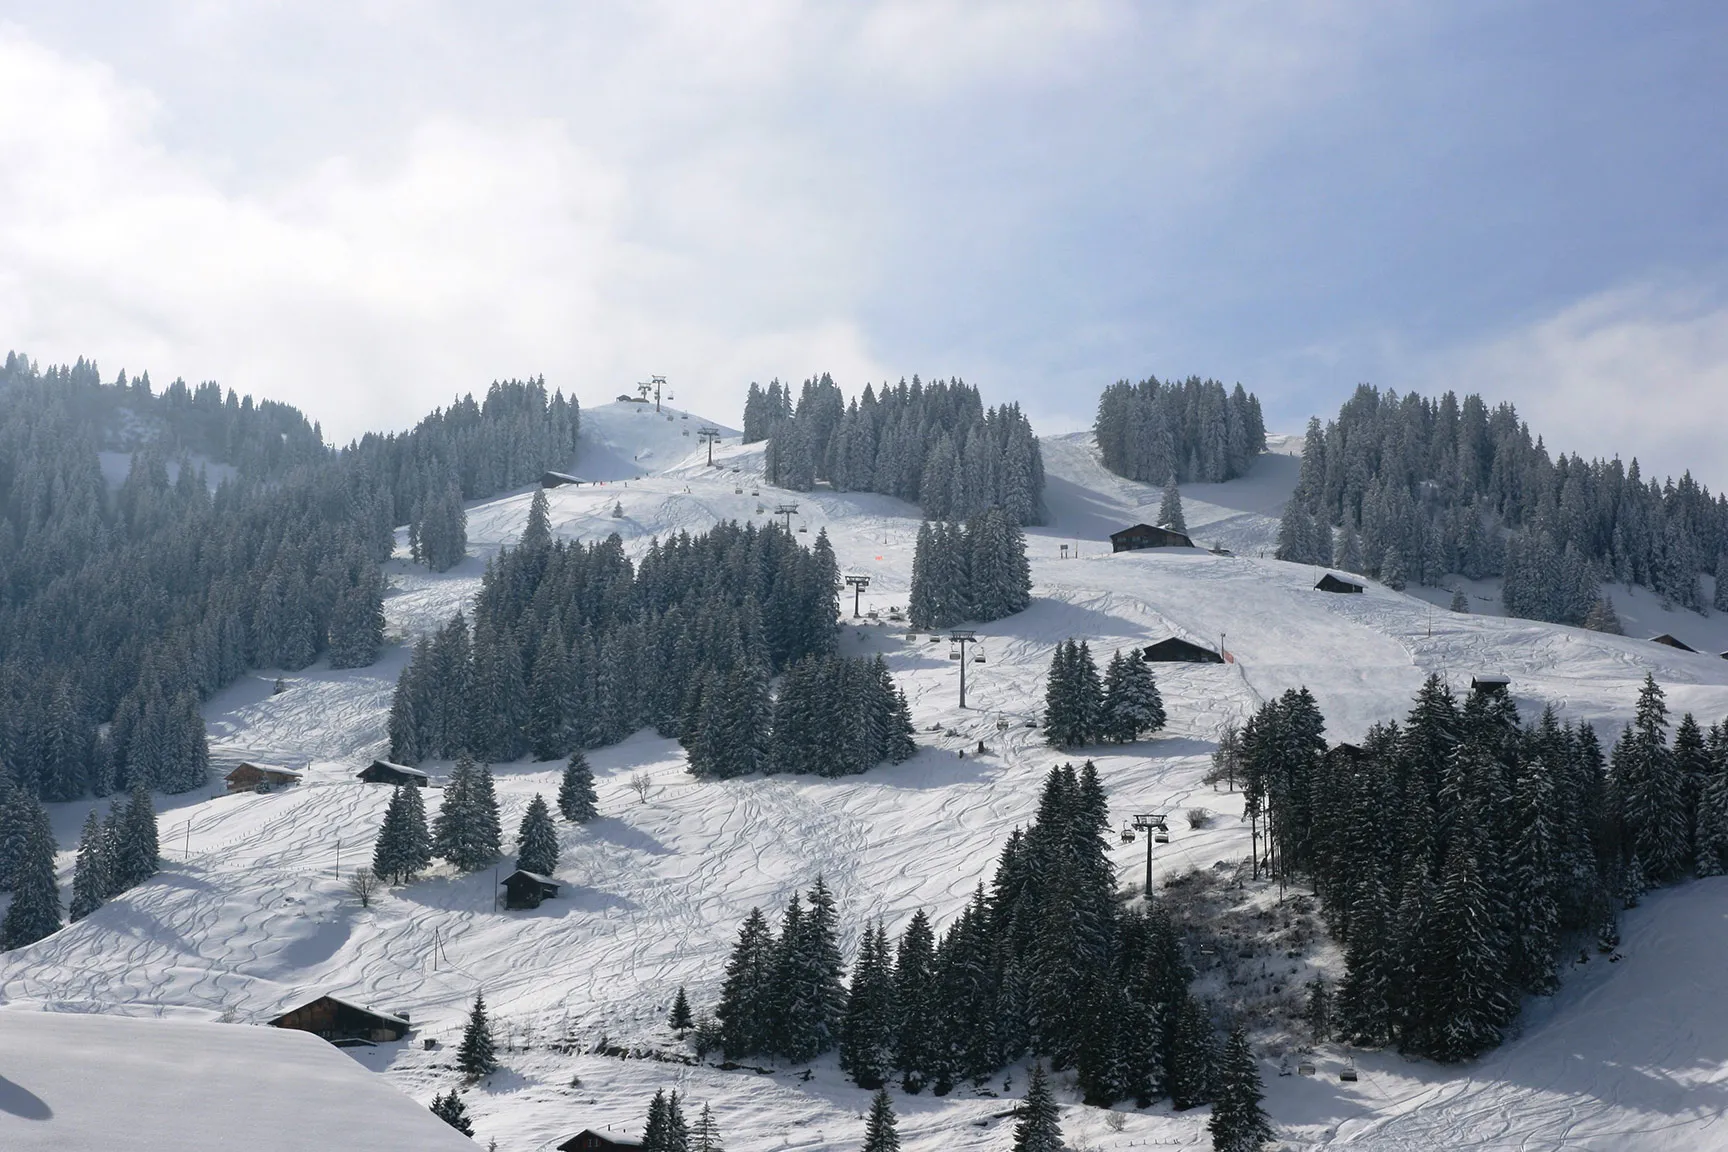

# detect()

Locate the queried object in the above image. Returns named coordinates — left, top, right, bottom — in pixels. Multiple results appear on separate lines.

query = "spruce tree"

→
left=1012, top=1062, right=1063, bottom=1152
left=69, top=809, right=111, bottom=921
left=112, top=781, right=159, bottom=892
left=840, top=922, right=896, bottom=1089
left=457, top=993, right=498, bottom=1076
left=717, top=907, right=776, bottom=1057
left=1208, top=1025, right=1274, bottom=1152
left=522, top=487, right=552, bottom=550
left=558, top=750, right=599, bottom=822
left=891, top=910, right=939, bottom=1092
left=1508, top=766, right=1561, bottom=996
left=435, top=754, right=503, bottom=872
left=430, top=1089, right=474, bottom=1135
left=1157, top=475, right=1186, bottom=532
left=669, top=985, right=694, bottom=1031
left=515, top=793, right=560, bottom=876
left=691, top=1103, right=724, bottom=1152
left=861, top=1086, right=900, bottom=1152
left=1101, top=650, right=1166, bottom=742
left=372, top=783, right=431, bottom=884
left=0, top=799, right=61, bottom=950
left=1449, top=588, right=1470, bottom=613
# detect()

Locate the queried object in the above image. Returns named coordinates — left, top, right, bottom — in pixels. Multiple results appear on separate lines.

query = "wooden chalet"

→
left=224, top=762, right=303, bottom=793
left=541, top=470, right=587, bottom=488
left=1110, top=523, right=1195, bottom=552
left=1141, top=637, right=1225, bottom=664
left=502, top=869, right=561, bottom=910
left=1314, top=573, right=1365, bottom=594
left=358, top=760, right=429, bottom=787
left=557, top=1130, right=644, bottom=1151
left=1471, top=674, right=1511, bottom=696
left=1649, top=633, right=1697, bottom=653
left=269, top=995, right=411, bottom=1045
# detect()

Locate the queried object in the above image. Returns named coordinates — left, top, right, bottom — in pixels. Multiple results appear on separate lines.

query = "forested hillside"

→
left=1276, top=384, right=1728, bottom=624
left=0, top=353, right=580, bottom=803
left=745, top=374, right=1045, bottom=525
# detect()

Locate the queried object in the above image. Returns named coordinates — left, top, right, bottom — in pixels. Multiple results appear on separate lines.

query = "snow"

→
left=0, top=1009, right=476, bottom=1151
left=4, top=416, right=1728, bottom=1150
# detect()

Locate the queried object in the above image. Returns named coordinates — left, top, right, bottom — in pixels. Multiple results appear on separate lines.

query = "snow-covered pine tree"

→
left=861, top=1086, right=900, bottom=1152
left=1012, top=1061, right=1063, bottom=1152
left=111, top=781, right=160, bottom=892
left=1612, top=675, right=1687, bottom=882
left=0, top=798, right=60, bottom=950
left=1275, top=499, right=1316, bottom=564
left=559, top=750, right=599, bottom=822
left=1696, top=724, right=1728, bottom=876
left=1421, top=836, right=1510, bottom=1062
left=840, top=922, right=896, bottom=1088
left=515, top=793, right=560, bottom=876
left=691, top=1103, right=724, bottom=1152
left=717, top=906, right=777, bottom=1057
left=435, top=754, right=503, bottom=872
left=1508, top=764, right=1560, bottom=996
left=1380, top=545, right=1408, bottom=591
left=1450, top=588, right=1470, bottom=613
left=69, top=808, right=111, bottom=921
left=669, top=986, right=693, bottom=1031
left=1582, top=595, right=1623, bottom=634
left=891, top=910, right=939, bottom=1093
left=1101, top=649, right=1165, bottom=742
left=1716, top=551, right=1728, bottom=614
left=372, top=783, right=431, bottom=884
left=457, top=993, right=498, bottom=1076
left=521, top=487, right=552, bottom=551
left=1209, top=1025, right=1275, bottom=1152
left=430, top=1089, right=474, bottom=1135
left=1157, top=475, right=1186, bottom=532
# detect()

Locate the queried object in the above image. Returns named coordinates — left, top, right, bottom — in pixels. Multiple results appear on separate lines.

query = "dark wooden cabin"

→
left=557, top=1130, right=644, bottom=1151
left=358, top=760, right=429, bottom=787
left=1470, top=675, right=1511, bottom=696
left=224, top=762, right=303, bottom=793
left=541, top=470, right=587, bottom=488
left=1141, top=637, right=1225, bottom=664
left=1649, top=634, right=1697, bottom=653
left=269, top=995, right=410, bottom=1045
left=1314, top=573, right=1365, bottom=594
left=1110, top=523, right=1195, bottom=552
left=502, top=870, right=560, bottom=910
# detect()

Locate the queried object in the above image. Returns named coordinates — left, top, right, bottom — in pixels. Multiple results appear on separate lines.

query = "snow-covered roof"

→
left=364, top=760, right=429, bottom=778
left=0, top=1010, right=474, bottom=1151
left=270, top=994, right=410, bottom=1029
left=504, top=869, right=559, bottom=887
left=226, top=762, right=301, bottom=778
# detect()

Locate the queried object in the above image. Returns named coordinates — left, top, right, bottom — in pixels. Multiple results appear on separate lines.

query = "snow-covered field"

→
left=5, top=401, right=1728, bottom=1151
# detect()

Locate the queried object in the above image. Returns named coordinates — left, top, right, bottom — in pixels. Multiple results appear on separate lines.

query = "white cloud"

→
left=1433, top=283, right=1728, bottom=490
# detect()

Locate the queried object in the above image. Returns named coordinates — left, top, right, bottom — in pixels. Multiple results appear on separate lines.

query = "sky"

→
left=1, top=2, right=1725, bottom=486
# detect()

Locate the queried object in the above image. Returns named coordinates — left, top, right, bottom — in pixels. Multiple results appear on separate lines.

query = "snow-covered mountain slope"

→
left=4, top=419, right=1728, bottom=1151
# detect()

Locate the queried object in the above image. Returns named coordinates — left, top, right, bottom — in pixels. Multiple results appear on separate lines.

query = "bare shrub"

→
left=347, top=866, right=381, bottom=908
left=1185, top=807, right=1211, bottom=829
left=629, top=773, right=652, bottom=803
left=1103, top=1111, right=1127, bottom=1133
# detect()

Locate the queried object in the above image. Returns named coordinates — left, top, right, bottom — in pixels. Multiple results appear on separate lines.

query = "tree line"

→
left=747, top=375, right=1046, bottom=526
left=1093, top=376, right=1268, bottom=487
left=1237, top=672, right=1727, bottom=1062
left=0, top=353, right=585, bottom=803
left=1278, top=384, right=1728, bottom=624
left=388, top=506, right=874, bottom=772
left=1042, top=640, right=1168, bottom=747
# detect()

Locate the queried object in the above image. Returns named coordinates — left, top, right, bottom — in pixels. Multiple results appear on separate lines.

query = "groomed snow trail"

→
left=4, top=407, right=1727, bottom=1151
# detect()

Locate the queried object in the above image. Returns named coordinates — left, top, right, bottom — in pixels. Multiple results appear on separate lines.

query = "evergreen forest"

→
left=1092, top=376, right=1269, bottom=486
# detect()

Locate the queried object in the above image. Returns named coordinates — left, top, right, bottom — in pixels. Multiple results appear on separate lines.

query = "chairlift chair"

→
left=948, top=648, right=961, bottom=661
left=734, top=486, right=743, bottom=494
left=1339, top=1057, right=1358, bottom=1083
left=907, top=632, right=918, bottom=641
left=1120, top=824, right=1136, bottom=843
left=1297, top=1058, right=1316, bottom=1076
left=751, top=488, right=759, bottom=496
left=798, top=524, right=809, bottom=533
left=1155, top=824, right=1170, bottom=844
left=973, top=652, right=985, bottom=663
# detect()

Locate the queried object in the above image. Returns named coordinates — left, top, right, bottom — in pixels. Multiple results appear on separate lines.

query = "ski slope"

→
left=4, top=403, right=1728, bottom=1151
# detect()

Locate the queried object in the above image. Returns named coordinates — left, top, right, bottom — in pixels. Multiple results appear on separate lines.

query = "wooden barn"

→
left=502, top=869, right=561, bottom=910
left=269, top=995, right=410, bottom=1045
left=541, top=470, right=587, bottom=488
left=1314, top=573, right=1366, bottom=594
left=1110, top=523, right=1195, bottom=552
left=358, top=760, right=429, bottom=787
left=1649, top=633, right=1697, bottom=653
left=557, top=1130, right=644, bottom=1151
left=224, top=762, right=302, bottom=793
left=1142, top=637, right=1225, bottom=664
left=1471, top=674, right=1511, bottom=696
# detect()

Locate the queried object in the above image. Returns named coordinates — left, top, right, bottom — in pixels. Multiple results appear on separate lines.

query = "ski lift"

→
left=996, top=716, right=1009, bottom=731
left=1339, top=1057, right=1358, bottom=1083
left=907, top=632, right=918, bottom=641
left=1297, top=1057, right=1316, bottom=1077
left=751, top=489, right=760, bottom=496
left=929, top=636, right=942, bottom=644
left=1154, top=823, right=1170, bottom=844
left=756, top=504, right=765, bottom=514
left=797, top=524, right=809, bottom=533
left=973, top=652, right=986, bottom=664
left=1120, top=823, right=1136, bottom=843
left=681, top=413, right=689, bottom=420
left=734, top=486, right=743, bottom=494
left=948, top=647, right=961, bottom=661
